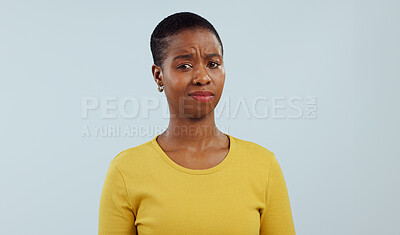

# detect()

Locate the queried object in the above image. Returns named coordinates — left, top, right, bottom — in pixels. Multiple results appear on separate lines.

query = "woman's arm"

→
left=260, top=155, right=296, bottom=235
left=99, top=161, right=137, bottom=235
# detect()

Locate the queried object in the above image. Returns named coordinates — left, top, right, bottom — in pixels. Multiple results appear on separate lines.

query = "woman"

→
left=99, top=12, right=296, bottom=235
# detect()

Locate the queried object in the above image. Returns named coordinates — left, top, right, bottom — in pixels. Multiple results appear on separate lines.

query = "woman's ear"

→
left=152, top=64, right=163, bottom=86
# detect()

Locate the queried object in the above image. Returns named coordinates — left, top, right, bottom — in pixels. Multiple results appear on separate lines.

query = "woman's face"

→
left=152, top=28, right=225, bottom=119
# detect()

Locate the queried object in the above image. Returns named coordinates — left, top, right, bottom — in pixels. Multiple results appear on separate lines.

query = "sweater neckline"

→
left=151, top=134, right=235, bottom=175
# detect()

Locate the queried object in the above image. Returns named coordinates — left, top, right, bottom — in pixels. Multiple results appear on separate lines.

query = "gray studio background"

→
left=1, top=0, right=399, bottom=234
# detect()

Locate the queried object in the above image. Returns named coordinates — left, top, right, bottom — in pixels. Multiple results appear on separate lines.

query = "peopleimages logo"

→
left=81, top=96, right=317, bottom=120
left=80, top=96, right=317, bottom=137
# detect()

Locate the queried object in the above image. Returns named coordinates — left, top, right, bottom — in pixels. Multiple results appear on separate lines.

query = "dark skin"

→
left=151, top=28, right=229, bottom=170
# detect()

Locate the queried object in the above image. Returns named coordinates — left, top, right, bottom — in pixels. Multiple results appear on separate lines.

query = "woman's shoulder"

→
left=109, top=137, right=157, bottom=167
left=230, top=135, right=276, bottom=161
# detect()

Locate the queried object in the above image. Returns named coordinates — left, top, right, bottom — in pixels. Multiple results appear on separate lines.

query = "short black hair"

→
left=150, top=12, right=223, bottom=67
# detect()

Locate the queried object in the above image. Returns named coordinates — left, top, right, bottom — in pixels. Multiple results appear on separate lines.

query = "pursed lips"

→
left=189, top=91, right=214, bottom=102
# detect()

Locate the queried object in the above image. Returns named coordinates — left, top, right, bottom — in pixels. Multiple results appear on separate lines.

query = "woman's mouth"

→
left=189, top=91, right=214, bottom=102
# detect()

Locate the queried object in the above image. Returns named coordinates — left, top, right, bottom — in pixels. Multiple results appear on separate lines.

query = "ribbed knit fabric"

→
left=99, top=134, right=295, bottom=234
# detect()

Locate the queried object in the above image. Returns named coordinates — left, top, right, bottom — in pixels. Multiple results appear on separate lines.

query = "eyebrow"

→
left=172, top=53, right=222, bottom=61
left=172, top=54, right=193, bottom=61
left=205, top=53, right=222, bottom=59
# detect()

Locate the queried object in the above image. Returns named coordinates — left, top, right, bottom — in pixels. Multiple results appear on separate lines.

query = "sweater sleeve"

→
left=99, top=161, right=137, bottom=235
left=260, top=154, right=296, bottom=235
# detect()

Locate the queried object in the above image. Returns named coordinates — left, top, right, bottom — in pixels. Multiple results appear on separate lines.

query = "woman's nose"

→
left=192, top=66, right=211, bottom=85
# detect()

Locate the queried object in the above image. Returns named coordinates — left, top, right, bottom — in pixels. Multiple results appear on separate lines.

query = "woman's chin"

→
left=178, top=107, right=216, bottom=119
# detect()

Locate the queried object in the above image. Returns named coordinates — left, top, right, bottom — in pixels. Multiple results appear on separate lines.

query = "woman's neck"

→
left=160, top=111, right=226, bottom=148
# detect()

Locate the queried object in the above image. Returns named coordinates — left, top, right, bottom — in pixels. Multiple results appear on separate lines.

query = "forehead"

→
left=164, top=28, right=222, bottom=57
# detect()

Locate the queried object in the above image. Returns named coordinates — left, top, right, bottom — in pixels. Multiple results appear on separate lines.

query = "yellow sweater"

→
left=99, top=134, right=296, bottom=235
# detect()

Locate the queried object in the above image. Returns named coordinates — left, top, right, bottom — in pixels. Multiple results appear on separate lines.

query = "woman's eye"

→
left=177, top=64, right=192, bottom=69
left=208, top=62, right=220, bottom=68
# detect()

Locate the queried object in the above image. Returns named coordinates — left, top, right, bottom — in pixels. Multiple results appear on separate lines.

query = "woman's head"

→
left=150, top=12, right=223, bottom=68
left=150, top=12, right=225, bottom=120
